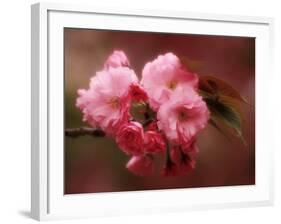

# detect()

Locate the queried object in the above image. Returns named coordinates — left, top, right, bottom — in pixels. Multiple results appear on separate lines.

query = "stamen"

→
left=178, top=110, right=188, bottom=121
left=166, top=80, right=177, bottom=90
left=108, top=96, right=120, bottom=109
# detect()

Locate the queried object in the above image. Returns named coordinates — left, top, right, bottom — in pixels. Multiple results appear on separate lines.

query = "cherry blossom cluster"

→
left=76, top=51, right=210, bottom=176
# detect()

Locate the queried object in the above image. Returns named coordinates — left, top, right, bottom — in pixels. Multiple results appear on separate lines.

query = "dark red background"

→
left=64, top=28, right=255, bottom=194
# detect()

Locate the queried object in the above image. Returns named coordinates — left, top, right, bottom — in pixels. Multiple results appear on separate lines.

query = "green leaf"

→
left=130, top=102, right=147, bottom=121
left=204, top=95, right=246, bottom=145
left=205, top=96, right=241, bottom=132
left=130, top=102, right=156, bottom=124
left=198, top=75, right=248, bottom=144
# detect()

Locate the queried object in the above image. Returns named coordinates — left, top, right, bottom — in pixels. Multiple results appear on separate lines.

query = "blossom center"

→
left=177, top=109, right=189, bottom=121
left=108, top=96, right=120, bottom=109
left=166, top=80, right=177, bottom=90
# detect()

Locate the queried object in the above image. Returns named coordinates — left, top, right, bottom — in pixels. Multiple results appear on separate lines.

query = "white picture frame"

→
left=31, top=2, right=274, bottom=221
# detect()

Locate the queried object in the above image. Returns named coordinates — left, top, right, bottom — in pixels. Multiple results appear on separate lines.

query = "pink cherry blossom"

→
left=104, top=50, right=130, bottom=69
left=141, top=52, right=198, bottom=110
left=157, top=86, right=209, bottom=145
left=116, top=121, right=144, bottom=155
left=146, top=121, right=159, bottom=131
left=162, top=159, right=179, bottom=177
left=129, top=83, right=148, bottom=102
left=76, top=67, right=138, bottom=135
left=180, top=137, right=199, bottom=155
left=170, top=144, right=198, bottom=175
left=75, top=50, right=214, bottom=177
left=144, top=131, right=166, bottom=153
left=126, top=155, right=154, bottom=176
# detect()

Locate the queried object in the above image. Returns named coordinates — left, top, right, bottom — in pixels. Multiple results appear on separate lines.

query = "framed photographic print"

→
left=31, top=2, right=274, bottom=221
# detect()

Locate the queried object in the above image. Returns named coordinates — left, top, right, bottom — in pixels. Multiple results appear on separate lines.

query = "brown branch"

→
left=65, top=127, right=105, bottom=138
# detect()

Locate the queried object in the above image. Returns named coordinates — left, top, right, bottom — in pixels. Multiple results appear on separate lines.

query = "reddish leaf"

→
left=199, top=75, right=248, bottom=104
left=180, top=56, right=203, bottom=73
left=199, top=75, right=248, bottom=145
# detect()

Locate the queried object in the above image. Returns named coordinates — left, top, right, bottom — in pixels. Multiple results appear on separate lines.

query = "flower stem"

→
left=165, top=140, right=172, bottom=163
left=65, top=127, right=105, bottom=138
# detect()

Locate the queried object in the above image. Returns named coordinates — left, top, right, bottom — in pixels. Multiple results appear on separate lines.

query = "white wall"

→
left=0, top=0, right=280, bottom=223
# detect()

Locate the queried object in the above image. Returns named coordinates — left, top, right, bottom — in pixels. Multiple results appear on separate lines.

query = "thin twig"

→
left=65, top=127, right=105, bottom=138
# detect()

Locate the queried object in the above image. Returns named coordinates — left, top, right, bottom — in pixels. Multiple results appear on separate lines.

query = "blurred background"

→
left=64, top=28, right=255, bottom=194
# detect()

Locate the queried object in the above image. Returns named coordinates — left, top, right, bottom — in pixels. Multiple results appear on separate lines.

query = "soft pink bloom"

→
left=146, top=121, right=159, bottom=131
left=170, top=144, right=198, bottom=175
left=180, top=137, right=199, bottom=155
left=116, top=121, right=144, bottom=155
left=144, top=131, right=166, bottom=153
left=162, top=142, right=198, bottom=177
left=129, top=83, right=148, bottom=102
left=104, top=50, right=130, bottom=69
left=141, top=53, right=198, bottom=110
left=126, top=155, right=154, bottom=176
left=157, top=87, right=209, bottom=145
left=76, top=67, right=138, bottom=135
left=162, top=159, right=179, bottom=177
